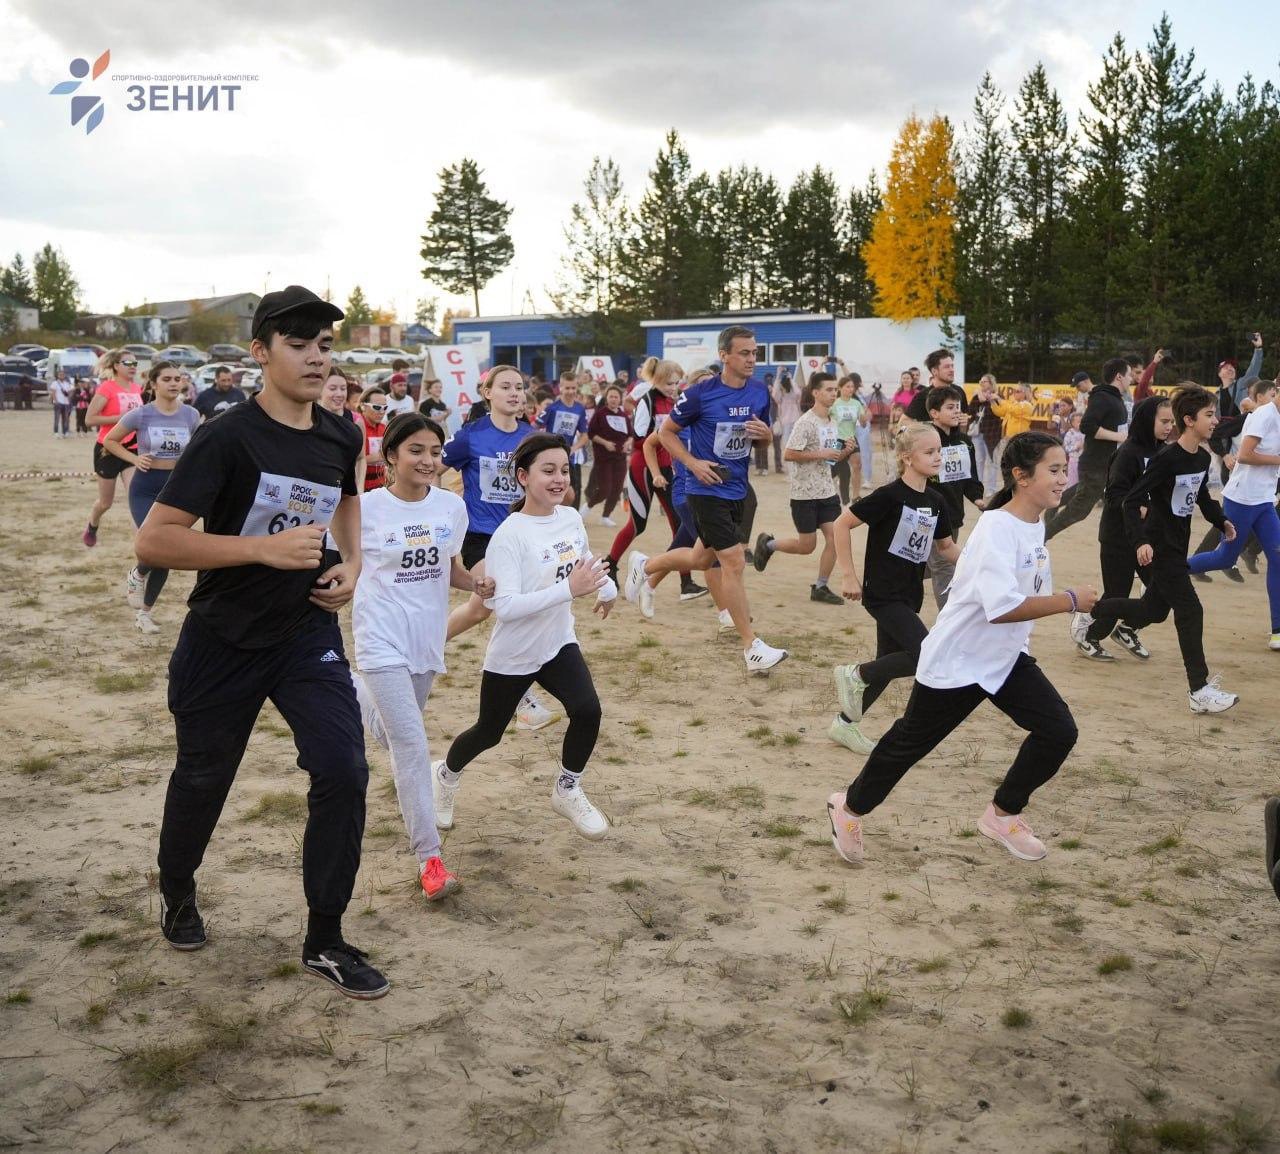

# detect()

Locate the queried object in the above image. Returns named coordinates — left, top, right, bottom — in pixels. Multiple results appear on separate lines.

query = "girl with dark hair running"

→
left=827, top=433, right=1097, bottom=866
left=432, top=434, right=617, bottom=841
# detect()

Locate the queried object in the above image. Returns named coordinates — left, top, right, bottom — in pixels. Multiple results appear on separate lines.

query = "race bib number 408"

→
left=239, top=472, right=341, bottom=537
left=713, top=421, right=749, bottom=460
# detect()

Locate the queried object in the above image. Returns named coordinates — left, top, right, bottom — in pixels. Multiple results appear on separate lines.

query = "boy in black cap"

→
left=136, top=285, right=389, bottom=999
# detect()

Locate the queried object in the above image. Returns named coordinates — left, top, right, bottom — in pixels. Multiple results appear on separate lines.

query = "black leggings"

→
left=1090, top=565, right=1208, bottom=691
left=847, top=653, right=1077, bottom=816
left=1085, top=536, right=1147, bottom=643
left=857, top=600, right=929, bottom=714
left=446, top=644, right=601, bottom=774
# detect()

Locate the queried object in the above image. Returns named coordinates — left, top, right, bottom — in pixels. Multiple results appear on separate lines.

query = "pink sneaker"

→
left=420, top=855, right=459, bottom=901
left=82, top=523, right=98, bottom=548
left=977, top=804, right=1046, bottom=861
left=826, top=792, right=864, bottom=865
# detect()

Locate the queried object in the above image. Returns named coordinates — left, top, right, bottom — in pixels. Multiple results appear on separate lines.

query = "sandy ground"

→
left=1, top=407, right=1278, bottom=1154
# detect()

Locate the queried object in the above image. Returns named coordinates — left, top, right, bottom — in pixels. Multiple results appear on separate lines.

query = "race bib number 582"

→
left=239, top=472, right=341, bottom=537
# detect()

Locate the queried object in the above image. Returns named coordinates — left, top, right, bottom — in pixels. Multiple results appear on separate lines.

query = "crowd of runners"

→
left=61, top=285, right=1280, bottom=1000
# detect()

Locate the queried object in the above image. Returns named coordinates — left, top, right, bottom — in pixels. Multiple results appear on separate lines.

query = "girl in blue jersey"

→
left=440, top=364, right=557, bottom=731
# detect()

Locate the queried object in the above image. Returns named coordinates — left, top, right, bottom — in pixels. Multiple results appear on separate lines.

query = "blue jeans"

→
left=1189, top=497, right=1280, bottom=631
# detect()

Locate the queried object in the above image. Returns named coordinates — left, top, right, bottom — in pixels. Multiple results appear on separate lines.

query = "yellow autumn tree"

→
left=863, top=114, right=958, bottom=320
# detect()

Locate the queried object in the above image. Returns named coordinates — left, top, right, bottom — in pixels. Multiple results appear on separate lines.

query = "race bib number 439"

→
left=239, top=472, right=341, bottom=537
left=479, top=456, right=521, bottom=504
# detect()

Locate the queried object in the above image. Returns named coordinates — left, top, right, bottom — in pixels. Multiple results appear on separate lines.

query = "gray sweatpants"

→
left=354, top=667, right=441, bottom=862
left=924, top=541, right=955, bottom=611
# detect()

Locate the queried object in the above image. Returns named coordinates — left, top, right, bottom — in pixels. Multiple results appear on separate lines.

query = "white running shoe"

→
left=125, top=566, right=145, bottom=609
left=1270, top=632, right=1280, bottom=652
left=1069, top=611, right=1093, bottom=646
left=135, top=609, right=160, bottom=634
left=833, top=664, right=868, bottom=722
left=718, top=608, right=735, bottom=634
left=624, top=551, right=648, bottom=604
left=515, top=691, right=561, bottom=731
left=1189, top=675, right=1239, bottom=714
left=550, top=781, right=609, bottom=840
left=744, top=637, right=788, bottom=673
left=431, top=760, right=458, bottom=830
left=600, top=515, right=617, bottom=527
left=638, top=576, right=656, bottom=619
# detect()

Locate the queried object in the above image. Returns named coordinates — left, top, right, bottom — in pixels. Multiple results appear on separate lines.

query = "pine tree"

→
left=844, top=173, right=881, bottom=318
left=777, top=166, right=851, bottom=312
left=341, top=285, right=372, bottom=342
left=955, top=73, right=1010, bottom=371
left=1007, top=64, right=1073, bottom=376
left=32, top=243, right=80, bottom=329
left=420, top=158, right=515, bottom=315
left=862, top=114, right=958, bottom=320
left=0, top=254, right=34, bottom=306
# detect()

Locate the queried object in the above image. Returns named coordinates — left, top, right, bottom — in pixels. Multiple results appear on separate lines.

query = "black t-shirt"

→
left=1079, top=384, right=1128, bottom=469
left=194, top=386, right=249, bottom=420
left=927, top=424, right=984, bottom=531
left=158, top=398, right=361, bottom=648
left=419, top=398, right=449, bottom=421
left=850, top=479, right=953, bottom=610
left=1121, top=441, right=1225, bottom=565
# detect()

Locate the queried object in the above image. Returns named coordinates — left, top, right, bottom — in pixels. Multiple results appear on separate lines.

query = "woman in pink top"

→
left=83, top=348, right=145, bottom=547
left=891, top=370, right=917, bottom=412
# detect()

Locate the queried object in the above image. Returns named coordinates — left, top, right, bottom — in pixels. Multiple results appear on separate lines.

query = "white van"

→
left=47, top=347, right=100, bottom=383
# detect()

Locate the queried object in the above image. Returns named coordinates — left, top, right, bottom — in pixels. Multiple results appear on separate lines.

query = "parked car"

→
left=47, top=347, right=100, bottom=383
left=337, top=347, right=378, bottom=365
left=192, top=364, right=263, bottom=393
left=236, top=368, right=262, bottom=394
left=8, top=343, right=49, bottom=362
left=156, top=344, right=207, bottom=368
left=207, top=343, right=251, bottom=364
left=375, top=347, right=417, bottom=363
left=0, top=355, right=41, bottom=403
left=363, top=368, right=394, bottom=389
left=122, top=343, right=158, bottom=360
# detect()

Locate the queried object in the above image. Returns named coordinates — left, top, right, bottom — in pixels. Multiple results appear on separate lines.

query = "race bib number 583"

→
left=239, top=472, right=341, bottom=537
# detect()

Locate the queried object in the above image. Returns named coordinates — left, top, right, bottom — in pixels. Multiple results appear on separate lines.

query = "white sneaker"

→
left=125, top=566, right=145, bottom=609
left=624, top=551, right=648, bottom=604
left=1069, top=611, right=1093, bottom=646
left=431, top=760, right=458, bottom=829
left=744, top=637, right=788, bottom=673
left=134, top=609, right=160, bottom=634
left=638, top=577, right=656, bottom=619
left=718, top=608, right=735, bottom=634
left=550, top=781, right=609, bottom=840
left=1188, top=675, right=1239, bottom=714
left=600, top=515, right=616, bottom=527
left=1270, top=632, right=1280, bottom=651
left=515, top=691, right=561, bottom=731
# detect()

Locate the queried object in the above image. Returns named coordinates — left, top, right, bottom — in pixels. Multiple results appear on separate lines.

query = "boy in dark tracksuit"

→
left=1075, top=386, right=1239, bottom=714
left=1046, top=357, right=1131, bottom=540
left=1078, top=396, right=1174, bottom=660
left=922, top=385, right=984, bottom=609
left=135, top=285, right=390, bottom=1000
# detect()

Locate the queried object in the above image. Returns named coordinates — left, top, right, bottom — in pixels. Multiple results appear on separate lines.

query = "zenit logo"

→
left=50, top=50, right=110, bottom=135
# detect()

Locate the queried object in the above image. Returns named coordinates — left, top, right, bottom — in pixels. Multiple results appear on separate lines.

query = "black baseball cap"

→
left=1071, top=371, right=1092, bottom=387
left=251, top=285, right=344, bottom=340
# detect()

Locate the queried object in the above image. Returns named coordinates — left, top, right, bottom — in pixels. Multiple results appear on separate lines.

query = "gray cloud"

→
left=15, top=0, right=1129, bottom=132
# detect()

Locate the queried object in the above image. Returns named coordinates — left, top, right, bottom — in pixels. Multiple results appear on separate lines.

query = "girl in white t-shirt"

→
left=432, top=433, right=618, bottom=841
left=826, top=432, right=1099, bottom=866
left=351, top=413, right=494, bottom=901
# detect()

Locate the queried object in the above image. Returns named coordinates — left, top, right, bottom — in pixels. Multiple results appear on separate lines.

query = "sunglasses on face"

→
left=365, top=403, right=387, bottom=412
left=120, top=360, right=138, bottom=367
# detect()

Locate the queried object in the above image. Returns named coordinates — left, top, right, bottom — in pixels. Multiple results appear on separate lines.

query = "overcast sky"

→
left=1, top=0, right=1276, bottom=325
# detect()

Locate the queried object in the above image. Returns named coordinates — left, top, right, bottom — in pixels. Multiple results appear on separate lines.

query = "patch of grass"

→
left=609, top=877, right=644, bottom=893
left=835, top=988, right=889, bottom=1026
left=1098, top=954, right=1133, bottom=975
left=1030, top=876, right=1061, bottom=892
left=301, top=1101, right=344, bottom=1116
left=820, top=892, right=848, bottom=914
left=77, top=930, right=119, bottom=949
left=1174, top=863, right=1201, bottom=879
left=684, top=788, right=719, bottom=807
left=1222, top=1108, right=1268, bottom=1153
left=799, top=921, right=820, bottom=937
left=781, top=733, right=801, bottom=747
left=1138, top=832, right=1182, bottom=856
left=636, top=635, right=660, bottom=648
left=745, top=725, right=772, bottom=740
left=1150, top=1118, right=1212, bottom=1152
left=763, top=820, right=802, bottom=838
left=882, top=891, right=900, bottom=902
left=957, top=826, right=977, bottom=839
left=120, top=1042, right=200, bottom=1093
left=687, top=716, right=705, bottom=727
left=84, top=1001, right=110, bottom=1027
left=268, top=961, right=299, bottom=979
left=93, top=671, right=155, bottom=694
left=6, top=990, right=31, bottom=1005
left=725, top=784, right=765, bottom=809
left=697, top=862, right=727, bottom=876
left=1059, top=837, right=1083, bottom=850
left=629, top=721, right=652, bottom=738
left=978, top=936, right=1001, bottom=949
left=1001, top=1007, right=1031, bottom=1028
left=1108, top=1116, right=1149, bottom=1153
left=1108, top=894, right=1134, bottom=909
left=196, top=1005, right=258, bottom=1053
left=18, top=754, right=56, bottom=775
left=243, top=791, right=307, bottom=825
left=916, top=956, right=949, bottom=974
left=1053, top=913, right=1085, bottom=934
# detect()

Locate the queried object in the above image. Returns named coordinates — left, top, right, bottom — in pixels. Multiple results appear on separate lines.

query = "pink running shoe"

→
left=82, top=523, right=98, bottom=548
left=420, top=856, right=459, bottom=901
left=826, top=791, right=864, bottom=865
left=977, top=804, right=1046, bottom=861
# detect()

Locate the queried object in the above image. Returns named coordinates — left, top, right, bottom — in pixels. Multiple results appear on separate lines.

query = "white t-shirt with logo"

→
left=482, top=505, right=617, bottom=675
left=384, top=393, right=416, bottom=419
left=1223, top=403, right=1280, bottom=506
left=916, top=509, right=1052, bottom=693
left=353, top=485, right=468, bottom=675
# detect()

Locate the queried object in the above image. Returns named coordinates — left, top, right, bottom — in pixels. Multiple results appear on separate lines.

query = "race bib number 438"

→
left=239, top=472, right=341, bottom=537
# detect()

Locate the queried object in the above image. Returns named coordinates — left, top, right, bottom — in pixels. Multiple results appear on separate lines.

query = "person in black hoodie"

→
left=1070, top=385, right=1240, bottom=714
left=1045, top=357, right=1131, bottom=540
left=922, top=384, right=985, bottom=609
left=1075, top=395, right=1175, bottom=660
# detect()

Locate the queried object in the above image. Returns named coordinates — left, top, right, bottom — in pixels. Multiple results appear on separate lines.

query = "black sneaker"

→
left=679, top=580, right=709, bottom=601
left=1110, top=624, right=1150, bottom=660
left=1225, top=566, right=1245, bottom=584
left=1192, top=572, right=1213, bottom=584
left=302, top=941, right=390, bottom=1000
left=810, top=584, right=843, bottom=605
left=160, top=889, right=207, bottom=951
left=742, top=547, right=755, bottom=567
left=1242, top=551, right=1260, bottom=574
left=1075, top=639, right=1116, bottom=661
left=753, top=533, right=774, bottom=573
left=1265, top=798, right=1280, bottom=902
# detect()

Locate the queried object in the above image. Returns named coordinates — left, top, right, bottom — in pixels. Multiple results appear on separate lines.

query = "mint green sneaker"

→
left=833, top=664, right=868, bottom=721
left=828, top=715, right=876, bottom=755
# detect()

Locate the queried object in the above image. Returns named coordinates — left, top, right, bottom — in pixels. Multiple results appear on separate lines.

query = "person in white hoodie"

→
left=432, top=432, right=618, bottom=841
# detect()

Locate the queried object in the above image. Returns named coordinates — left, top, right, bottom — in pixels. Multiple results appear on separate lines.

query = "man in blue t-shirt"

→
left=622, top=326, right=787, bottom=673
left=537, top=371, right=590, bottom=508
